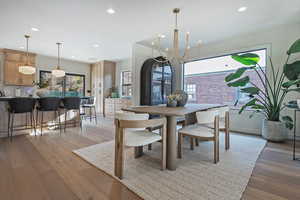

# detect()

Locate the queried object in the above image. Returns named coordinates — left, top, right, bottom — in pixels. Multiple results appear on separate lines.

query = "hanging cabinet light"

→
left=51, top=42, right=65, bottom=77
left=19, top=35, right=36, bottom=75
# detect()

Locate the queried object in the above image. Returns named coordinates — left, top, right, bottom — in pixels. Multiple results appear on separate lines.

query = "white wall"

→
left=180, top=22, right=300, bottom=137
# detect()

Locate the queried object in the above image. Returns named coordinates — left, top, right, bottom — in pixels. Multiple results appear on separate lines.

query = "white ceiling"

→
left=0, top=0, right=300, bottom=63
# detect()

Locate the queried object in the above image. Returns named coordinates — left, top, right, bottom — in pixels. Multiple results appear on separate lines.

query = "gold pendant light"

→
left=51, top=42, right=65, bottom=77
left=19, top=35, right=36, bottom=75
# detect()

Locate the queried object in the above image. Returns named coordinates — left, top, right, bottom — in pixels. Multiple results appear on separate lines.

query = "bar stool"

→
left=36, top=97, right=62, bottom=135
left=7, top=98, right=36, bottom=141
left=81, top=96, right=97, bottom=124
left=62, top=97, right=82, bottom=132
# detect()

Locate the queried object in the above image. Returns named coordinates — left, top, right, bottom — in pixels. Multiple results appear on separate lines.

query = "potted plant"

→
left=111, top=87, right=119, bottom=98
left=225, top=39, right=300, bottom=141
left=167, top=94, right=178, bottom=107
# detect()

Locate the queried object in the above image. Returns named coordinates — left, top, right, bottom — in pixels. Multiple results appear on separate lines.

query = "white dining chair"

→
left=114, top=112, right=167, bottom=179
left=178, top=110, right=220, bottom=163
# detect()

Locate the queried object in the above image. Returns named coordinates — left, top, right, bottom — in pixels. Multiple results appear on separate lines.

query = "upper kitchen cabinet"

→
left=3, top=49, right=36, bottom=86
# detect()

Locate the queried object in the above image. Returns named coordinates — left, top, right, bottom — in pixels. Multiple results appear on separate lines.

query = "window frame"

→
left=185, top=84, right=197, bottom=101
left=120, top=70, right=132, bottom=97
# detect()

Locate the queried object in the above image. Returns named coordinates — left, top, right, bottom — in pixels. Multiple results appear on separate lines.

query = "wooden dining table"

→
left=122, top=104, right=224, bottom=170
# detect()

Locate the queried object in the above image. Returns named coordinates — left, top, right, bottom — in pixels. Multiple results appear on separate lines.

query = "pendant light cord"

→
left=25, top=35, right=30, bottom=65
left=173, top=8, right=180, bottom=29
left=175, top=12, right=178, bottom=29
left=57, top=42, right=61, bottom=69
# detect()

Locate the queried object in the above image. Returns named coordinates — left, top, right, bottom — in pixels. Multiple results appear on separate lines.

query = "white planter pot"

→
left=262, top=120, right=287, bottom=142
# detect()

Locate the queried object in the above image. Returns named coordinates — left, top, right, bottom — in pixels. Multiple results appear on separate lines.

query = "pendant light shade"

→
left=51, top=42, right=65, bottom=77
left=52, top=68, right=65, bottom=77
left=19, top=35, right=36, bottom=75
left=19, top=65, right=36, bottom=75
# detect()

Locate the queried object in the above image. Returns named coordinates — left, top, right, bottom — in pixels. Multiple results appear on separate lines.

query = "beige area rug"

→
left=73, top=133, right=266, bottom=200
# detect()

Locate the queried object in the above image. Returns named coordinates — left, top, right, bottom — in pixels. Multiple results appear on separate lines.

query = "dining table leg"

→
left=166, top=116, right=177, bottom=170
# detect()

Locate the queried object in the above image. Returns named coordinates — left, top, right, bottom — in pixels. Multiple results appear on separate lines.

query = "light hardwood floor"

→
left=0, top=116, right=300, bottom=200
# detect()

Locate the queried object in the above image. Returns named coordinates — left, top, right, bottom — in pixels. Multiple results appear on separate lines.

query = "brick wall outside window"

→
left=184, top=70, right=265, bottom=107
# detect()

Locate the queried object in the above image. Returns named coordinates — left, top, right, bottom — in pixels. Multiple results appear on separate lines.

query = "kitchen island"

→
left=0, top=96, right=90, bottom=137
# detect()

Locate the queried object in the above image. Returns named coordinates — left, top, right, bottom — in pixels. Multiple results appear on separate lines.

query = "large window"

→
left=40, top=70, right=85, bottom=97
left=184, top=49, right=266, bottom=107
left=121, top=71, right=132, bottom=97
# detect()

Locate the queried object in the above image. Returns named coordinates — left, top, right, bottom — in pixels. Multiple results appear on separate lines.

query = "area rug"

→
left=73, top=133, right=266, bottom=200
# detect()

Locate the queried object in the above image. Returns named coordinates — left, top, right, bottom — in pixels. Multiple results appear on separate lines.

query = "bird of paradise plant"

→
left=225, top=38, right=300, bottom=129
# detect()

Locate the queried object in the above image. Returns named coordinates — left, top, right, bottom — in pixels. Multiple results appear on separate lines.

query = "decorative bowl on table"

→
left=167, top=100, right=177, bottom=107
left=173, top=90, right=188, bottom=107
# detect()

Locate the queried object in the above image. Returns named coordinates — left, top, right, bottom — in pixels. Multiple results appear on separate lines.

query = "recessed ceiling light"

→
left=71, top=56, right=75, bottom=58
left=19, top=46, right=25, bottom=49
left=238, top=6, right=247, bottom=12
left=31, top=27, right=39, bottom=31
left=92, top=44, right=100, bottom=48
left=106, top=8, right=115, bottom=14
left=159, top=34, right=166, bottom=38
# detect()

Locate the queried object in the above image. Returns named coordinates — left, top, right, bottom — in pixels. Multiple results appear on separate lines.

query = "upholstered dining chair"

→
left=178, top=110, right=220, bottom=163
left=206, top=106, right=230, bottom=150
left=114, top=112, right=167, bottom=179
